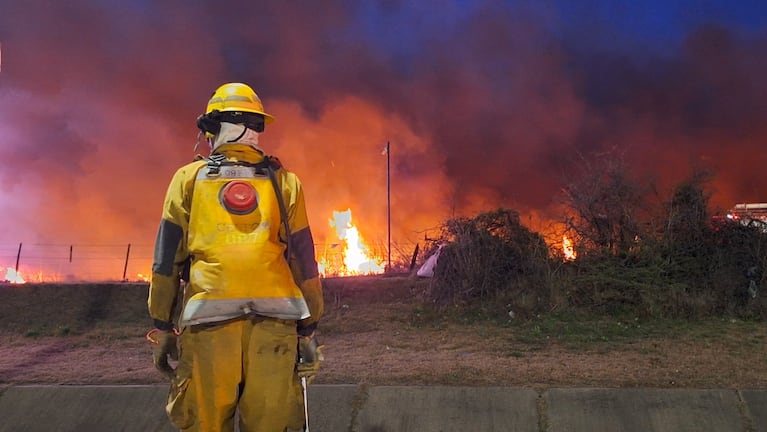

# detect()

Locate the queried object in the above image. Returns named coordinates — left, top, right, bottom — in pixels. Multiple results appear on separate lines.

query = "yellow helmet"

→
left=205, top=83, right=274, bottom=124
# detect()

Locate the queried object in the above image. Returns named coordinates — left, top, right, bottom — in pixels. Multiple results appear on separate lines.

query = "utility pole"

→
left=386, top=141, right=391, bottom=271
left=15, top=242, right=21, bottom=273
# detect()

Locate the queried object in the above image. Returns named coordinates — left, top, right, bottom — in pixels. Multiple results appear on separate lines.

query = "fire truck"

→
left=724, top=203, right=767, bottom=229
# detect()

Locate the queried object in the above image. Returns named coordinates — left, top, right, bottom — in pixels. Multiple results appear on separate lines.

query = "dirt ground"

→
left=1, top=276, right=766, bottom=389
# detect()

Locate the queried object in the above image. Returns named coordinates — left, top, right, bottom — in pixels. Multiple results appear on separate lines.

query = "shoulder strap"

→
left=263, top=157, right=293, bottom=261
left=205, top=153, right=281, bottom=176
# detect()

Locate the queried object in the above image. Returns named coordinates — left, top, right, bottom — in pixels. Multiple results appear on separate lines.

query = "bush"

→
left=428, top=209, right=552, bottom=315
left=421, top=168, right=767, bottom=321
left=564, top=171, right=767, bottom=319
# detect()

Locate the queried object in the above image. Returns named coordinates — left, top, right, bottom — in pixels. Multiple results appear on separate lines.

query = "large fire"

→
left=562, top=235, right=577, bottom=261
left=3, top=267, right=25, bottom=284
left=0, top=266, right=152, bottom=284
left=318, top=209, right=385, bottom=276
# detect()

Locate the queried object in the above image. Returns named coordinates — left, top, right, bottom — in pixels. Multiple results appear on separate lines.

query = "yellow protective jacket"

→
left=148, top=145, right=323, bottom=335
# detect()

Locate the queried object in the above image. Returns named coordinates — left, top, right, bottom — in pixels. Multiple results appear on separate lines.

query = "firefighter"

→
left=147, top=82, right=324, bottom=432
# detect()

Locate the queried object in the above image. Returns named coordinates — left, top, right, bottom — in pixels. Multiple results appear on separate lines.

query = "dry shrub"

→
left=427, top=209, right=552, bottom=316
left=419, top=166, right=767, bottom=321
left=566, top=171, right=767, bottom=319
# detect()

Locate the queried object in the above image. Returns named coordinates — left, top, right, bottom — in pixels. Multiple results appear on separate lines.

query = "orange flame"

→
left=563, top=235, right=576, bottom=261
left=3, top=267, right=26, bottom=284
left=319, top=209, right=385, bottom=276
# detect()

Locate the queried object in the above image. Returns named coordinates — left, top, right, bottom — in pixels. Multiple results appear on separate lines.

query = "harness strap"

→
left=264, top=160, right=293, bottom=261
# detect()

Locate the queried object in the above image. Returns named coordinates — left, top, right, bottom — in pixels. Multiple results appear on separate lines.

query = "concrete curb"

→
left=0, top=385, right=763, bottom=432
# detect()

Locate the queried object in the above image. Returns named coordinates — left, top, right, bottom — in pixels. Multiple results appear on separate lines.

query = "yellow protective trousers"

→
left=166, top=317, right=305, bottom=432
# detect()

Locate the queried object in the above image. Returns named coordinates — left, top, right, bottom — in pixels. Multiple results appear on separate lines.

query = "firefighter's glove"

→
left=147, top=329, right=178, bottom=380
left=297, top=334, right=324, bottom=384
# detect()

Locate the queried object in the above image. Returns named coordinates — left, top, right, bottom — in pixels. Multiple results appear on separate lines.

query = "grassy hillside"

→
left=0, top=282, right=152, bottom=335
left=0, top=275, right=423, bottom=336
left=3, top=276, right=767, bottom=388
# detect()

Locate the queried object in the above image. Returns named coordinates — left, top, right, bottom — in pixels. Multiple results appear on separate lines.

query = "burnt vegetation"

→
left=422, top=157, right=767, bottom=321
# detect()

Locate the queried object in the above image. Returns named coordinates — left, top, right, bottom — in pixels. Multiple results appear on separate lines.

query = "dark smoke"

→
left=0, top=1, right=765, bottom=272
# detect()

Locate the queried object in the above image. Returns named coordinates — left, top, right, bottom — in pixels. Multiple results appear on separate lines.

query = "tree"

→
left=561, top=153, right=651, bottom=256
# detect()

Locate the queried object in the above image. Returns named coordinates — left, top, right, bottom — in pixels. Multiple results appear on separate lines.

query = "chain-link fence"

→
left=0, top=243, right=155, bottom=283
left=0, top=240, right=422, bottom=282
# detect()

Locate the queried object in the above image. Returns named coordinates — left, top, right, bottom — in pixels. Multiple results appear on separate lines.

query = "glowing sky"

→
left=1, top=0, right=766, bottom=276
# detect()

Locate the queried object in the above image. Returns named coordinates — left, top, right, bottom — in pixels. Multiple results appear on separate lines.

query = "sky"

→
left=1, top=0, right=766, bottom=278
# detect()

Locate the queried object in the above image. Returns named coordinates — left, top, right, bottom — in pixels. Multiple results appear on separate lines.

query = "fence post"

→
left=122, top=243, right=131, bottom=281
left=409, top=243, right=420, bottom=272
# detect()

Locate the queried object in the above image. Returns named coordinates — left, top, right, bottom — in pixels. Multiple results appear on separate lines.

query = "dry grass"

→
left=1, top=277, right=766, bottom=388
